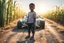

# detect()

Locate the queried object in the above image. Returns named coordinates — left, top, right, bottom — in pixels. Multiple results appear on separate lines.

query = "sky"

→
left=14, top=0, right=64, bottom=14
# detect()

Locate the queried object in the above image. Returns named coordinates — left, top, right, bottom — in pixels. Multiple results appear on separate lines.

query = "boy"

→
left=26, top=3, right=36, bottom=39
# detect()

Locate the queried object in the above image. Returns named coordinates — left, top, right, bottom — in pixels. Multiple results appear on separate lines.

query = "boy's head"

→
left=29, top=3, right=35, bottom=11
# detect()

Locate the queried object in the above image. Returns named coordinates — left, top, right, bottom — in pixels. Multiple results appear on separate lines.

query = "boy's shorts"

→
left=27, top=23, right=35, bottom=32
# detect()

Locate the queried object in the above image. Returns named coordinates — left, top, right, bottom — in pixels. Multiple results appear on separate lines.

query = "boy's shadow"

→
left=17, top=35, right=35, bottom=43
left=17, top=38, right=35, bottom=43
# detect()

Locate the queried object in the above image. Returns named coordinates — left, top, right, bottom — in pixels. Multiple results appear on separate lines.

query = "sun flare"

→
left=35, top=4, right=49, bottom=14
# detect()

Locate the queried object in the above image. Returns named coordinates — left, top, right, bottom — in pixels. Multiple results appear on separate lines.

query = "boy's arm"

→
left=27, top=14, right=29, bottom=23
left=34, top=13, right=36, bottom=23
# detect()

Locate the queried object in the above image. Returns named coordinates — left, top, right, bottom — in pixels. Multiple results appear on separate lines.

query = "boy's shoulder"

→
left=28, top=11, right=36, bottom=14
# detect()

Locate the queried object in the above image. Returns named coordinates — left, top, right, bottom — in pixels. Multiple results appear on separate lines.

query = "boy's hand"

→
left=26, top=22, right=28, bottom=24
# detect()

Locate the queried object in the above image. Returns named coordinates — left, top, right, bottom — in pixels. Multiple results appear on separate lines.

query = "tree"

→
left=0, top=0, right=6, bottom=27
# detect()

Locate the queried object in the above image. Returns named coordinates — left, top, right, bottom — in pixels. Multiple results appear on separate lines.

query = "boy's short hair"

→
left=29, top=3, right=35, bottom=7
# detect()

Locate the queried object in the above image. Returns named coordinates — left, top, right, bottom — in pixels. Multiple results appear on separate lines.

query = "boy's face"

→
left=29, top=5, right=35, bottom=11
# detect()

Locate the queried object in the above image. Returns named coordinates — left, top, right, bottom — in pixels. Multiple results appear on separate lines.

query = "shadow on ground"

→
left=12, top=26, right=43, bottom=33
left=17, top=38, right=35, bottom=43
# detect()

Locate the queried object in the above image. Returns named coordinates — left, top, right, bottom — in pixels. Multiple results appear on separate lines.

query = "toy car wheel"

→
left=41, top=21, right=45, bottom=29
left=17, top=22, right=22, bottom=29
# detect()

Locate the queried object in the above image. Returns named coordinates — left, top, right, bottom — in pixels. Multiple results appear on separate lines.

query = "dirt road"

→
left=0, top=19, right=64, bottom=43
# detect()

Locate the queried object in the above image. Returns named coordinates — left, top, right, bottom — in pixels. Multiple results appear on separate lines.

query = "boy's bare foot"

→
left=30, top=36, right=35, bottom=41
left=25, top=35, right=30, bottom=39
left=30, top=36, right=34, bottom=40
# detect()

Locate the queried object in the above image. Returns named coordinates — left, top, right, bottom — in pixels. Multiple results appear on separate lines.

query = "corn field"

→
left=43, top=5, right=64, bottom=25
left=0, top=0, right=26, bottom=27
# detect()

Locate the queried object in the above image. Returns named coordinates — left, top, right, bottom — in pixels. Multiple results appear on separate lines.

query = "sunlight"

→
left=15, top=0, right=52, bottom=14
left=35, top=4, right=49, bottom=14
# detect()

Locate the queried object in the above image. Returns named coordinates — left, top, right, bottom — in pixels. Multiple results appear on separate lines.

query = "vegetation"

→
left=0, top=0, right=64, bottom=27
left=43, top=5, right=64, bottom=25
left=0, top=0, right=26, bottom=27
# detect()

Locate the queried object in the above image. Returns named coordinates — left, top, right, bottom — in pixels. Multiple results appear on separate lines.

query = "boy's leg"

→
left=28, top=23, right=31, bottom=36
left=27, top=23, right=32, bottom=36
left=28, top=26, right=30, bottom=36
left=32, top=28, right=35, bottom=37
left=31, top=23, right=35, bottom=37
left=25, top=23, right=31, bottom=38
left=30, top=23, right=35, bottom=40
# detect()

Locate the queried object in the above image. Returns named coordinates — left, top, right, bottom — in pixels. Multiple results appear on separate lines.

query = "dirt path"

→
left=0, top=19, right=64, bottom=43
